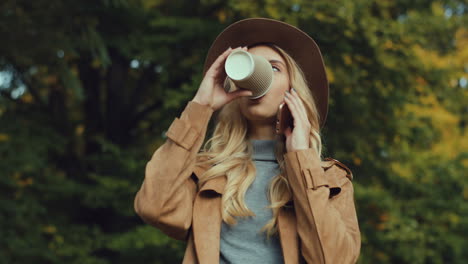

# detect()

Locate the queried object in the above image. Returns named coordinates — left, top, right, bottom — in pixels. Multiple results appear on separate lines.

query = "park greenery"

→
left=0, top=0, right=467, bottom=263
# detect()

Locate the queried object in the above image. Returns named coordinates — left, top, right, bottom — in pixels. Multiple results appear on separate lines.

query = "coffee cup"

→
left=224, top=50, right=273, bottom=99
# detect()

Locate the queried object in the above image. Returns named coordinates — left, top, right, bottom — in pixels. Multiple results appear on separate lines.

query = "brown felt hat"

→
left=203, top=18, right=329, bottom=127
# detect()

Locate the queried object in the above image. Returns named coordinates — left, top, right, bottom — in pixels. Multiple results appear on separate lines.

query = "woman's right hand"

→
left=192, top=46, right=253, bottom=111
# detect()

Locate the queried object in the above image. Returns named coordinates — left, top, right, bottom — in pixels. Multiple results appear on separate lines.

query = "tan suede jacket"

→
left=134, top=101, right=361, bottom=263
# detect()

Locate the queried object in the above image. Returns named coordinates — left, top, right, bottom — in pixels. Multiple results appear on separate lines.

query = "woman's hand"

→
left=284, top=88, right=311, bottom=152
left=192, top=46, right=253, bottom=111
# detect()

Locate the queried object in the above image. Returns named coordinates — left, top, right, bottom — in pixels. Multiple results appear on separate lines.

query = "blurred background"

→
left=0, top=0, right=467, bottom=263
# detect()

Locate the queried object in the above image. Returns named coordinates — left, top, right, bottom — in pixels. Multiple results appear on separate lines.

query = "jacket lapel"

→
left=190, top=159, right=342, bottom=263
left=278, top=206, right=300, bottom=264
left=192, top=175, right=226, bottom=263
left=276, top=160, right=344, bottom=263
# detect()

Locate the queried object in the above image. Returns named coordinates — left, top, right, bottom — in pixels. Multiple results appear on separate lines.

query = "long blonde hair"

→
left=195, top=43, right=323, bottom=238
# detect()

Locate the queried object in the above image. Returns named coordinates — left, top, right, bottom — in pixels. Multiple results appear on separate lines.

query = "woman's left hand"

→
left=284, top=88, right=311, bottom=153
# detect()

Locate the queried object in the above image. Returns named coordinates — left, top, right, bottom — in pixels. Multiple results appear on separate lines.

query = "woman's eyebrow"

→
left=269, top=59, right=286, bottom=67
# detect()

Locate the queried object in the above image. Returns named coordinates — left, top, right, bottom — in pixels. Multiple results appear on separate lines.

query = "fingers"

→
left=284, top=92, right=299, bottom=127
left=284, top=126, right=292, bottom=138
left=206, top=47, right=232, bottom=78
left=290, top=88, right=309, bottom=123
left=227, top=89, right=253, bottom=102
left=284, top=89, right=309, bottom=127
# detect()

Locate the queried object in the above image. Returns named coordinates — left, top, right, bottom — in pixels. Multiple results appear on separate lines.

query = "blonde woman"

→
left=134, top=18, right=361, bottom=264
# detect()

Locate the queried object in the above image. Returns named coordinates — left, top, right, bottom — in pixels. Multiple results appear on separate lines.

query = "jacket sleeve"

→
left=134, top=101, right=214, bottom=241
left=283, top=148, right=361, bottom=264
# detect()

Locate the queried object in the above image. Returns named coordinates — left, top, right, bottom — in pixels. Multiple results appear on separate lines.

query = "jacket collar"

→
left=194, top=159, right=339, bottom=196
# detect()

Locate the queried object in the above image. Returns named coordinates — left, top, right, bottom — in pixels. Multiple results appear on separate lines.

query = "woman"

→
left=134, top=18, right=361, bottom=264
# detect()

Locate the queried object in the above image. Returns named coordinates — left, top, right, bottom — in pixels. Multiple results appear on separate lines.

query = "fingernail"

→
left=292, top=88, right=296, bottom=92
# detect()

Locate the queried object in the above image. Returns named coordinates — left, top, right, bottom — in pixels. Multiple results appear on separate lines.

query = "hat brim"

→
left=203, top=18, right=329, bottom=127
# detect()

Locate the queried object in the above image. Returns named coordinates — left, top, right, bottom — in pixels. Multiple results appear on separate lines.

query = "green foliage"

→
left=0, top=0, right=467, bottom=263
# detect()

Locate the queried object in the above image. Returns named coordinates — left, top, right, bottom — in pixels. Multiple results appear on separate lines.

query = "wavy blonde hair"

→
left=195, top=43, right=323, bottom=238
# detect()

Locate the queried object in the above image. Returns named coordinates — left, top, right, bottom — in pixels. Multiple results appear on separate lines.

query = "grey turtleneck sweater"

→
left=219, top=139, right=284, bottom=264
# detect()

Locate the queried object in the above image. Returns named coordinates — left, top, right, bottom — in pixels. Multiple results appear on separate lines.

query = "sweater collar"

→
left=250, top=139, right=277, bottom=161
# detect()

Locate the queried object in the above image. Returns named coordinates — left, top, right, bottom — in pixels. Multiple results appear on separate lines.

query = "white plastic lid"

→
left=224, top=51, right=253, bottom=81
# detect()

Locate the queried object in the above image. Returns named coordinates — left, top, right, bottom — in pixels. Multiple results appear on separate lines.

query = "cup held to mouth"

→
left=224, top=50, right=273, bottom=99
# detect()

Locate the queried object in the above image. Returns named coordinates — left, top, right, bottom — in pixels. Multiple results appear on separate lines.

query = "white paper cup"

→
left=224, top=50, right=273, bottom=99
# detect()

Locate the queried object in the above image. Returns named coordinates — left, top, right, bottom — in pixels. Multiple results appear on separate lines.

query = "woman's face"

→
left=238, top=45, right=290, bottom=124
